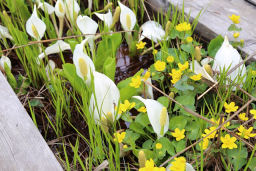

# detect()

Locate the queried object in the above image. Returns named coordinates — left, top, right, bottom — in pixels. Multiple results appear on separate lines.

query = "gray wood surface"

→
left=0, top=72, right=63, bottom=171
left=169, top=0, right=256, bottom=59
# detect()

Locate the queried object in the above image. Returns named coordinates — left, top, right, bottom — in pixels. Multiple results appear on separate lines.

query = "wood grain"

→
left=0, top=72, right=63, bottom=171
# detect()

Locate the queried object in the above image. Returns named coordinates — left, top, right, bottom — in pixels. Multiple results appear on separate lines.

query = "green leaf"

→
left=103, top=57, right=116, bottom=81
left=158, top=137, right=175, bottom=156
left=157, top=96, right=169, bottom=108
left=248, top=157, right=256, bottom=171
left=142, top=139, right=153, bottom=149
left=169, top=116, right=188, bottom=130
left=123, top=130, right=140, bottom=147
left=133, top=149, right=155, bottom=160
left=129, top=122, right=146, bottom=135
left=29, top=99, right=44, bottom=107
left=135, top=113, right=150, bottom=127
left=227, top=147, right=248, bottom=170
left=172, top=140, right=186, bottom=153
left=208, top=35, right=224, bottom=57
left=4, top=63, right=17, bottom=90
left=173, top=92, right=195, bottom=115
left=228, top=24, right=242, bottom=31
left=181, top=44, right=194, bottom=54
left=186, top=121, right=200, bottom=140
left=121, top=113, right=133, bottom=122
left=174, top=76, right=194, bottom=91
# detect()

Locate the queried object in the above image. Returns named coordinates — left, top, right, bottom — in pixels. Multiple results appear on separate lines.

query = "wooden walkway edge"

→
left=0, top=72, right=63, bottom=171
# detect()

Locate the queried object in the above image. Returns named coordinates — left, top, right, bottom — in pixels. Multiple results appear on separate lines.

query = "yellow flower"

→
left=169, top=157, right=186, bottom=171
left=233, top=32, right=240, bottom=38
left=167, top=56, right=174, bottom=63
left=138, top=106, right=147, bottom=113
left=237, top=125, right=256, bottom=139
left=251, top=70, right=256, bottom=76
left=224, top=102, right=238, bottom=113
left=171, top=128, right=185, bottom=141
left=169, top=69, right=182, bottom=84
left=142, top=69, right=150, bottom=81
left=139, top=159, right=165, bottom=171
left=178, top=61, right=189, bottom=71
left=229, top=14, right=240, bottom=24
left=155, top=143, right=162, bottom=150
left=129, top=75, right=141, bottom=88
left=175, top=22, right=191, bottom=32
left=221, top=134, right=237, bottom=149
left=153, top=49, right=158, bottom=55
left=186, top=36, right=193, bottom=43
left=119, top=100, right=135, bottom=114
left=154, top=60, right=166, bottom=72
left=250, top=109, right=256, bottom=119
left=199, top=138, right=209, bottom=150
left=113, top=132, right=126, bottom=143
left=210, top=118, right=230, bottom=128
left=238, top=113, right=248, bottom=121
left=202, top=126, right=217, bottom=139
left=123, top=144, right=128, bottom=149
left=190, top=73, right=202, bottom=81
left=136, top=41, right=146, bottom=50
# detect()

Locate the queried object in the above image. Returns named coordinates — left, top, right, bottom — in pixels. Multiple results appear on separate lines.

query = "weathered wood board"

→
left=148, top=0, right=256, bottom=59
left=0, top=72, right=63, bottom=171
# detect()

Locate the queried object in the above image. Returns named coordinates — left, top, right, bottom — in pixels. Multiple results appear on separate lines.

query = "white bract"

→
left=73, top=39, right=95, bottom=85
left=45, top=60, right=56, bottom=80
left=38, top=40, right=71, bottom=59
left=55, top=0, right=66, bottom=18
left=118, top=1, right=136, bottom=31
left=133, top=96, right=169, bottom=138
left=95, top=10, right=113, bottom=28
left=0, top=56, right=11, bottom=70
left=212, top=36, right=246, bottom=85
left=166, top=162, right=195, bottom=171
left=38, top=2, right=55, bottom=15
left=65, top=0, right=80, bottom=23
left=190, top=60, right=216, bottom=83
left=0, top=25, right=13, bottom=40
left=144, top=78, right=154, bottom=99
left=140, top=21, right=165, bottom=43
left=76, top=15, right=98, bottom=50
left=26, top=5, right=46, bottom=40
left=89, top=71, right=120, bottom=123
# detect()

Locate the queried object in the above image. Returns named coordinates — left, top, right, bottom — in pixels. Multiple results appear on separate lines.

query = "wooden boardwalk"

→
left=0, top=72, right=63, bottom=171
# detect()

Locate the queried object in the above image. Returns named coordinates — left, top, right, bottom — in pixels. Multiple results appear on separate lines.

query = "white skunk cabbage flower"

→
left=118, top=1, right=136, bottom=31
left=95, top=10, right=113, bottom=28
left=76, top=15, right=98, bottom=50
left=89, top=71, right=120, bottom=123
left=55, top=0, right=66, bottom=18
left=166, top=159, right=195, bottom=171
left=73, top=39, right=95, bottom=85
left=65, top=0, right=80, bottom=23
left=0, top=55, right=11, bottom=70
left=212, top=36, right=246, bottom=84
left=140, top=21, right=165, bottom=43
left=190, top=60, right=216, bottom=83
left=45, top=60, right=56, bottom=80
left=133, top=96, right=169, bottom=138
left=38, top=2, right=55, bottom=15
left=26, top=5, right=46, bottom=40
left=38, top=40, right=71, bottom=59
left=0, top=25, right=13, bottom=40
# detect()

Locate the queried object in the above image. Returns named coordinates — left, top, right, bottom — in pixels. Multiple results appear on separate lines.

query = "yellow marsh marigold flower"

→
left=202, top=126, right=217, bottom=139
left=142, top=69, right=150, bottom=81
left=113, top=132, right=126, bottom=143
left=238, top=113, right=248, bottom=121
left=167, top=56, right=174, bottom=63
left=221, top=134, right=237, bottom=149
left=129, top=75, right=141, bottom=88
left=123, top=144, right=128, bottom=149
left=155, top=143, right=162, bottom=150
left=211, top=118, right=230, bottom=128
left=154, top=60, right=166, bottom=72
left=136, top=41, right=146, bottom=49
left=139, top=159, right=165, bottom=171
left=170, top=157, right=186, bottom=171
left=229, top=14, right=240, bottom=24
left=138, top=106, right=147, bottom=113
left=175, top=22, right=191, bottom=32
left=190, top=73, right=202, bottom=81
left=233, top=32, right=240, bottom=38
left=178, top=61, right=189, bottom=71
left=186, top=36, right=193, bottom=43
left=119, top=100, right=135, bottom=113
left=250, top=109, right=256, bottom=119
left=199, top=138, right=209, bottom=150
left=251, top=70, right=256, bottom=76
left=237, top=125, right=256, bottom=139
left=171, top=128, right=185, bottom=141
left=153, top=49, right=158, bottom=55
left=169, top=69, right=183, bottom=84
left=224, top=102, right=238, bottom=113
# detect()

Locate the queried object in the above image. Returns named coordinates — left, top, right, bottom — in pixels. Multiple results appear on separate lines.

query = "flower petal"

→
left=140, top=21, right=165, bottom=43
left=118, top=1, right=136, bottom=31
left=166, top=163, right=195, bottom=171
left=95, top=10, right=113, bottom=28
left=38, top=2, right=55, bottom=15
left=89, top=71, right=120, bottom=123
left=0, top=25, right=13, bottom=40
left=65, top=0, right=80, bottom=22
left=144, top=78, right=154, bottom=99
left=55, top=0, right=66, bottom=18
left=0, top=55, right=11, bottom=70
left=45, top=60, right=56, bottom=80
left=133, top=96, right=169, bottom=138
left=200, top=57, right=213, bottom=66
left=190, top=60, right=216, bottom=83
left=38, top=40, right=71, bottom=59
left=76, top=15, right=98, bottom=37
left=26, top=5, right=46, bottom=39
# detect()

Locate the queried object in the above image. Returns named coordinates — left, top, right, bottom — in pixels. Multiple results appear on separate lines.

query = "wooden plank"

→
left=147, top=0, right=256, bottom=59
left=0, top=72, right=63, bottom=171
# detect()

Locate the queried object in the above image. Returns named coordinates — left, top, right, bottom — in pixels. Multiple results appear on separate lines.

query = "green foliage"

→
left=103, top=57, right=116, bottom=81
left=207, top=35, right=224, bottom=57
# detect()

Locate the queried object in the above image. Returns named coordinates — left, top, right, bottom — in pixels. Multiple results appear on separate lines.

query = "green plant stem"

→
left=58, top=17, right=64, bottom=38
left=50, top=14, right=59, bottom=36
